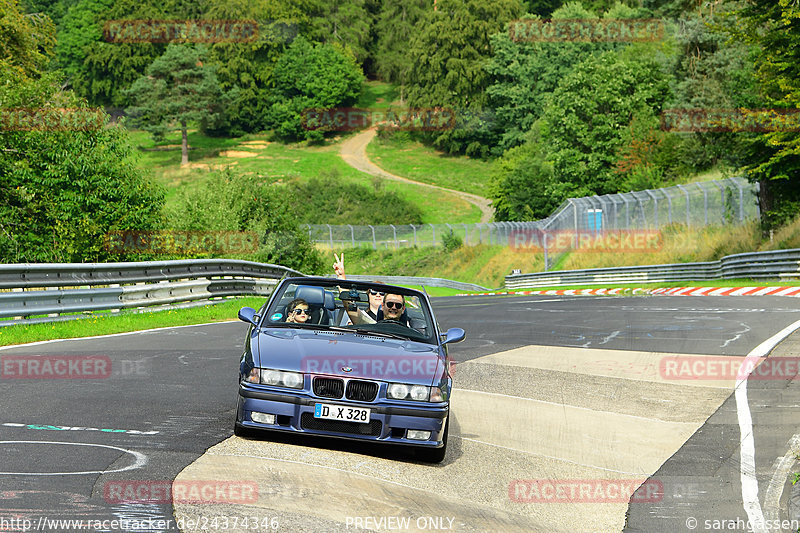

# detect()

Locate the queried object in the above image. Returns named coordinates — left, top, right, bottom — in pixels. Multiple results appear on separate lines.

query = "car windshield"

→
left=263, top=278, right=436, bottom=344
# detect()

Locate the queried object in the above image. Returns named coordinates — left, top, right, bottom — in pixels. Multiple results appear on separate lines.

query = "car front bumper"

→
left=236, top=386, right=448, bottom=448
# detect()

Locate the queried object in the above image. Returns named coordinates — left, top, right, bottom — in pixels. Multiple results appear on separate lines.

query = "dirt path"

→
left=339, top=127, right=495, bottom=223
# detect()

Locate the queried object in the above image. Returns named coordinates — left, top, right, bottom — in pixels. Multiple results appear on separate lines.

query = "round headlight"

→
left=388, top=383, right=409, bottom=399
left=261, top=370, right=281, bottom=386
left=410, top=385, right=429, bottom=401
left=282, top=372, right=302, bottom=388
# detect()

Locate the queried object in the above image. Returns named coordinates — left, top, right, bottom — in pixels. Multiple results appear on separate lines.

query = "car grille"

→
left=346, top=380, right=378, bottom=402
left=300, top=413, right=382, bottom=436
left=313, top=377, right=344, bottom=398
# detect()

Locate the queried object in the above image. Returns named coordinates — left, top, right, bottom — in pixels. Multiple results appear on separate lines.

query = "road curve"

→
left=4, top=294, right=800, bottom=532
left=339, top=127, right=495, bottom=223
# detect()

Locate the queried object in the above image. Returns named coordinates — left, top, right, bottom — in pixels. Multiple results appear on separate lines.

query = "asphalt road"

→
left=1, top=293, right=800, bottom=532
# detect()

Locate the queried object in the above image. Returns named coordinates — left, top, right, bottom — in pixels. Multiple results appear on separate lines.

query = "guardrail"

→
left=505, top=248, right=800, bottom=289
left=342, top=275, right=487, bottom=292
left=0, top=260, right=304, bottom=324
left=0, top=261, right=488, bottom=326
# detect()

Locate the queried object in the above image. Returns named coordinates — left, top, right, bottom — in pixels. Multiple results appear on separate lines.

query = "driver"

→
left=381, top=293, right=405, bottom=322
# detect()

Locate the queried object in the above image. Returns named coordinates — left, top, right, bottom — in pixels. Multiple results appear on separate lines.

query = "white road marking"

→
left=0, top=441, right=147, bottom=475
left=721, top=322, right=751, bottom=348
left=599, top=331, right=621, bottom=345
left=735, top=318, right=800, bottom=533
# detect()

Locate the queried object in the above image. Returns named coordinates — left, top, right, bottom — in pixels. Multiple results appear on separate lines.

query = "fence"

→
left=505, top=248, right=800, bottom=289
left=304, top=177, right=759, bottom=260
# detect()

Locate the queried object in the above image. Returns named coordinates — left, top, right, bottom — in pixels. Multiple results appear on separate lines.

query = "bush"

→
left=442, top=230, right=463, bottom=252
left=165, top=169, right=325, bottom=274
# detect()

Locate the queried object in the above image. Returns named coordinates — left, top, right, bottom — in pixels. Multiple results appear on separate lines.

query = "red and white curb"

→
left=458, top=286, right=800, bottom=298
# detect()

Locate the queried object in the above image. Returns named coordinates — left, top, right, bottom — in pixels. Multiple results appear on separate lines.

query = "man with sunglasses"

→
left=285, top=298, right=310, bottom=324
left=380, top=293, right=406, bottom=323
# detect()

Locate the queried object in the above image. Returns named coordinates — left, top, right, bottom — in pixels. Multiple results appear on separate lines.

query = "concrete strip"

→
left=451, top=388, right=701, bottom=475
left=469, top=344, right=740, bottom=389
left=174, top=452, right=544, bottom=533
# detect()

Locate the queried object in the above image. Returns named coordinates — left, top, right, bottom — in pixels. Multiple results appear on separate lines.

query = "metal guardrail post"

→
left=728, top=178, right=744, bottom=223
left=645, top=189, right=659, bottom=228
left=677, top=184, right=690, bottom=227
left=696, top=182, right=709, bottom=225
left=665, top=189, right=673, bottom=224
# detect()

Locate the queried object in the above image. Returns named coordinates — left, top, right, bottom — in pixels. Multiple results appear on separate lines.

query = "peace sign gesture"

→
left=333, top=253, right=346, bottom=279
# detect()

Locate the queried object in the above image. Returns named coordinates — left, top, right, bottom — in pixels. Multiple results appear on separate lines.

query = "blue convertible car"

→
left=235, top=277, right=465, bottom=462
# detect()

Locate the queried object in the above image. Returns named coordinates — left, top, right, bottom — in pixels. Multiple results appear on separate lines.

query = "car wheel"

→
left=416, top=417, right=448, bottom=463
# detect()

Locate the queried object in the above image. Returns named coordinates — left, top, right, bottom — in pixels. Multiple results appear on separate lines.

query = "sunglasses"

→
left=369, top=290, right=385, bottom=296
left=293, top=308, right=310, bottom=315
left=384, top=301, right=404, bottom=310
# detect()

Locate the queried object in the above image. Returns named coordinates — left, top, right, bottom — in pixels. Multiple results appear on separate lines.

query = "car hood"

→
left=253, top=328, right=443, bottom=386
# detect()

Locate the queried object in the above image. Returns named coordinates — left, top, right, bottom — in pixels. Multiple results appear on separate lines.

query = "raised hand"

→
left=333, top=253, right=346, bottom=279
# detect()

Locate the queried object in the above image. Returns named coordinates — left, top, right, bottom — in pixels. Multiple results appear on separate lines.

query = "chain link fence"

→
left=305, top=177, right=759, bottom=262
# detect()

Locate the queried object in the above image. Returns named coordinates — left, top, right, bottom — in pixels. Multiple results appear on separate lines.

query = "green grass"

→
left=355, top=80, right=401, bottom=110
left=130, top=128, right=480, bottom=224
left=366, top=133, right=494, bottom=197
left=0, top=297, right=266, bottom=347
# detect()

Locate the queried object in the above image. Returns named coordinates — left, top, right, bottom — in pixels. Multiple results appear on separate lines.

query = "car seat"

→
left=294, top=285, right=333, bottom=325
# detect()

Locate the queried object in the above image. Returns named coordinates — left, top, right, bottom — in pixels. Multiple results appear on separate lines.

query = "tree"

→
left=374, top=0, right=429, bottom=100
left=265, top=36, right=364, bottom=141
left=1, top=0, right=56, bottom=76
left=489, top=122, right=563, bottom=220
left=404, top=0, right=524, bottom=155
left=0, top=61, right=165, bottom=262
left=543, top=50, right=670, bottom=196
left=203, top=0, right=307, bottom=135
left=724, top=0, right=800, bottom=229
left=304, top=0, right=373, bottom=66
left=126, top=44, right=224, bottom=165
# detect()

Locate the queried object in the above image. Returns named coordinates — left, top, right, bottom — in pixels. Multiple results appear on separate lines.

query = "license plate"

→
left=314, top=403, right=371, bottom=423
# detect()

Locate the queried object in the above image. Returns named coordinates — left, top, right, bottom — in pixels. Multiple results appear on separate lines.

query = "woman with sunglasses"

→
left=285, top=298, right=310, bottom=324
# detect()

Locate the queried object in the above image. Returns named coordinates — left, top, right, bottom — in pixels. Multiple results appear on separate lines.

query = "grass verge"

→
left=0, top=297, right=265, bottom=347
left=366, top=132, right=493, bottom=196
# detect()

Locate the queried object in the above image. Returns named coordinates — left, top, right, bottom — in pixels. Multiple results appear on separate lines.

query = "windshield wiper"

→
left=349, top=327, right=410, bottom=340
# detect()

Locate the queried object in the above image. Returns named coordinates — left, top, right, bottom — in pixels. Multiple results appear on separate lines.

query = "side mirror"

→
left=238, top=307, right=258, bottom=326
left=442, top=327, right=465, bottom=345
